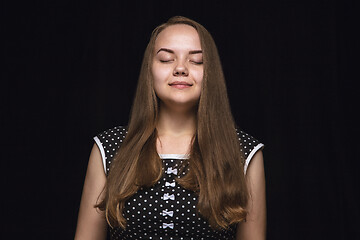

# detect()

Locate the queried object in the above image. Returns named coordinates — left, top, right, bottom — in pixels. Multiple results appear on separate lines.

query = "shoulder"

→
left=93, top=126, right=128, bottom=175
left=235, top=128, right=264, bottom=174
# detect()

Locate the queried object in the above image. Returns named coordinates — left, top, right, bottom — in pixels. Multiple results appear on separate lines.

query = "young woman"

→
left=75, top=16, right=266, bottom=240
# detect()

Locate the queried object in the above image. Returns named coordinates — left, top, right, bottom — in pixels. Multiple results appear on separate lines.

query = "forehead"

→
left=154, top=24, right=202, bottom=51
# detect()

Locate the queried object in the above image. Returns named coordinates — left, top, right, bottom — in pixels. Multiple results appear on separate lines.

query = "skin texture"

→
left=75, top=24, right=266, bottom=240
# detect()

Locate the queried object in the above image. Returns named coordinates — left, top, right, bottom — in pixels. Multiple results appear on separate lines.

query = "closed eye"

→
left=190, top=60, right=203, bottom=65
left=159, top=59, right=174, bottom=63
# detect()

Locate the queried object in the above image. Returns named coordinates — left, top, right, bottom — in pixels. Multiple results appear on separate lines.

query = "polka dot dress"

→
left=93, top=126, right=264, bottom=240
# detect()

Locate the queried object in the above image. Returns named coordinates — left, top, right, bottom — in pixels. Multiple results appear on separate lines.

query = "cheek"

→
left=152, top=64, right=169, bottom=96
left=194, top=69, right=204, bottom=85
left=152, top=64, right=171, bottom=83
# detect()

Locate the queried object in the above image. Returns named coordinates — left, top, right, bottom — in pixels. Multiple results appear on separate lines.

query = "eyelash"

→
left=190, top=60, right=203, bottom=65
left=159, top=60, right=203, bottom=65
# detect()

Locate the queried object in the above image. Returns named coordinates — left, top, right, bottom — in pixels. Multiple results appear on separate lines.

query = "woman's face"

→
left=152, top=24, right=203, bottom=110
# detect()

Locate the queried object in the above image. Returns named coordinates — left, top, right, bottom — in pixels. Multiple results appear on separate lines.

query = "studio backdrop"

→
left=3, top=0, right=358, bottom=239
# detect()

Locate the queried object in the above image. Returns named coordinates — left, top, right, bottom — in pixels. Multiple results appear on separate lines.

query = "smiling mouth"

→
left=168, top=81, right=193, bottom=88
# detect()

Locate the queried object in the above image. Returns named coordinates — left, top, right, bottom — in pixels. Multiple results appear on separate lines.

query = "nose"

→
left=173, top=61, right=189, bottom=77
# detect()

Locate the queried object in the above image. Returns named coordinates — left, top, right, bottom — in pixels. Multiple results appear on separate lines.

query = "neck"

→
left=156, top=102, right=197, bottom=137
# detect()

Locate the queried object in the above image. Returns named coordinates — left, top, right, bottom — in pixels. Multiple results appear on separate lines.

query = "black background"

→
left=3, top=0, right=358, bottom=239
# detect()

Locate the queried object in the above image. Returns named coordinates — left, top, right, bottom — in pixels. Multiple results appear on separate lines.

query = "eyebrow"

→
left=156, top=48, right=202, bottom=55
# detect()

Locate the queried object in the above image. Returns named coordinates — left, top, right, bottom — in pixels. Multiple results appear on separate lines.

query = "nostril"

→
left=173, top=66, right=189, bottom=76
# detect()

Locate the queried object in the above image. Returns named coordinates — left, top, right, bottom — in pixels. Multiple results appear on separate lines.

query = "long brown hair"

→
left=96, top=16, right=249, bottom=230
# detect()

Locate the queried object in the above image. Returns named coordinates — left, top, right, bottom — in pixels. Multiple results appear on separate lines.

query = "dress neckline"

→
left=158, top=154, right=189, bottom=159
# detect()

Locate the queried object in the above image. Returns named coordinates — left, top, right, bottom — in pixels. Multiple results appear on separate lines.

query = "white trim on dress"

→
left=244, top=143, right=264, bottom=174
left=159, top=154, right=190, bottom=159
left=93, top=136, right=107, bottom=174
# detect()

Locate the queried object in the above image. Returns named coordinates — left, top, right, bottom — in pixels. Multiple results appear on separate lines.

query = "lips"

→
left=168, top=81, right=193, bottom=89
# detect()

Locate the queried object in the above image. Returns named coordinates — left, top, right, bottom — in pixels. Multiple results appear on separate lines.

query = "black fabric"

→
left=95, top=126, right=263, bottom=239
left=95, top=126, right=128, bottom=175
